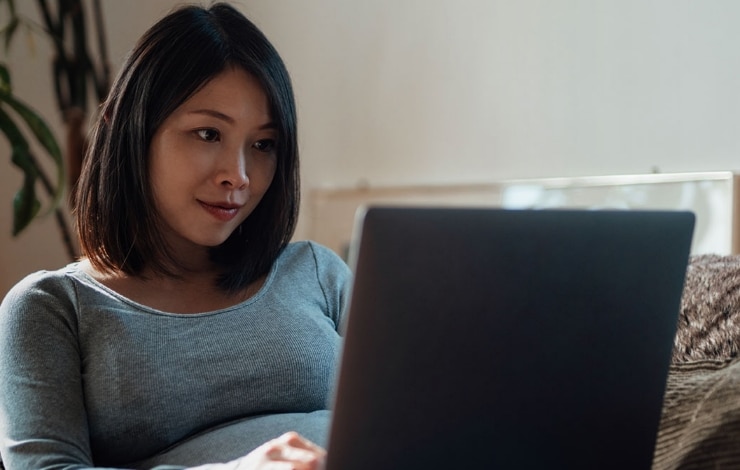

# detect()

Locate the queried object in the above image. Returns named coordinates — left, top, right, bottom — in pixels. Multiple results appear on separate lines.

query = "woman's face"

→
left=148, top=67, right=277, bottom=253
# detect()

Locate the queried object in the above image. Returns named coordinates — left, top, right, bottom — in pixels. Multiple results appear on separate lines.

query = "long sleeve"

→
left=0, top=241, right=351, bottom=469
left=0, top=272, right=99, bottom=469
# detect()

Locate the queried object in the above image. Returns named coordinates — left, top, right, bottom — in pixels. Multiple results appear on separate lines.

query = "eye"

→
left=253, top=139, right=276, bottom=153
left=195, top=128, right=220, bottom=142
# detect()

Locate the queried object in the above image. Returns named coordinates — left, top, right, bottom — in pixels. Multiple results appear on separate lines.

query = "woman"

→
left=0, top=3, right=350, bottom=469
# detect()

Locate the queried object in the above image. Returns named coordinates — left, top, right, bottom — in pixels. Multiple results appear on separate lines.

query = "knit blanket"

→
left=653, top=254, right=740, bottom=469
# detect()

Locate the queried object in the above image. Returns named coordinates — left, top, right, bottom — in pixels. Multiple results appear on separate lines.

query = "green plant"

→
left=0, top=0, right=109, bottom=259
left=0, top=62, right=66, bottom=235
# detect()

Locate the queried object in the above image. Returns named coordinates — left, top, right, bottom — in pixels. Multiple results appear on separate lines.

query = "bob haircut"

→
left=75, top=2, right=299, bottom=293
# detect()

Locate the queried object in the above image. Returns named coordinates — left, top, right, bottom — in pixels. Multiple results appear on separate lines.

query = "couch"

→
left=653, top=254, right=740, bottom=469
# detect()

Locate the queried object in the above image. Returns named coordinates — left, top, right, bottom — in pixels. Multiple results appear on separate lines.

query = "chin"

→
left=191, top=223, right=244, bottom=248
left=193, top=233, right=235, bottom=248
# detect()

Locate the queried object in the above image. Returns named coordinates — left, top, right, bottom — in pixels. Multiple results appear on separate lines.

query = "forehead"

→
left=175, top=67, right=271, bottom=118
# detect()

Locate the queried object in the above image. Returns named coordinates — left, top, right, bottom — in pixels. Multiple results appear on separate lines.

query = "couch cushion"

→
left=653, top=254, right=740, bottom=469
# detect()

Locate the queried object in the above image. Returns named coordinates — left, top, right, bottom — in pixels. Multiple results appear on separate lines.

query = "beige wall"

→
left=3, top=0, right=740, bottom=296
left=0, top=1, right=176, bottom=296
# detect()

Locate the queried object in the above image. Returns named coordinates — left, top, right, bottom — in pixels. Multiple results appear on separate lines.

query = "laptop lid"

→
left=325, top=207, right=695, bottom=470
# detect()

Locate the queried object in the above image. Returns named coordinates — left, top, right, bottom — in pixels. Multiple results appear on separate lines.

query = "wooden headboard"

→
left=304, top=171, right=740, bottom=259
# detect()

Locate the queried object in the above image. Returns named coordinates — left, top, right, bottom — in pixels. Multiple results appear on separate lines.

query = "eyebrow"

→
left=188, top=109, right=276, bottom=130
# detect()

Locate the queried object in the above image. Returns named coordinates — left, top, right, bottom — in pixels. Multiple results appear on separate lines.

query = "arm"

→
left=307, top=241, right=352, bottom=332
left=0, top=273, right=328, bottom=470
left=0, top=272, right=97, bottom=469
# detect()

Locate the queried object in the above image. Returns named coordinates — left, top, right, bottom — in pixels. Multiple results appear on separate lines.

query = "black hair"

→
left=75, top=2, right=299, bottom=292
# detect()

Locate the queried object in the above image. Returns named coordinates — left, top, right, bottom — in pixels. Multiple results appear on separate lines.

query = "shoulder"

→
left=278, top=241, right=350, bottom=274
left=271, top=242, right=351, bottom=326
left=0, top=263, right=84, bottom=337
left=272, top=241, right=352, bottom=297
left=1, top=264, right=81, bottom=308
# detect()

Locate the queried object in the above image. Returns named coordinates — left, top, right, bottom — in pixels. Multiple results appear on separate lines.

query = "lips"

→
left=198, top=200, right=243, bottom=222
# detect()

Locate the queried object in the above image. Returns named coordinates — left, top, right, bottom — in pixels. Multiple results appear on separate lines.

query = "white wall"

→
left=262, top=0, right=740, bottom=187
left=3, top=0, right=740, bottom=296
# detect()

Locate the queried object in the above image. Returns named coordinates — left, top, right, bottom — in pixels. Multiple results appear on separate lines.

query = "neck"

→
left=82, top=258, right=258, bottom=314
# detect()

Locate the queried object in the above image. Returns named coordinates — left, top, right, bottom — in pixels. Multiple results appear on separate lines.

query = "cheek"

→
left=149, top=161, right=178, bottom=205
left=150, top=143, right=204, bottom=192
left=149, top=174, right=172, bottom=216
left=149, top=152, right=192, bottom=214
left=266, top=163, right=278, bottom=189
left=253, top=159, right=278, bottom=193
left=148, top=136, right=176, bottom=192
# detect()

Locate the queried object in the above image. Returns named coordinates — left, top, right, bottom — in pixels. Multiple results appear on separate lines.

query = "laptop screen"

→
left=326, top=207, right=694, bottom=470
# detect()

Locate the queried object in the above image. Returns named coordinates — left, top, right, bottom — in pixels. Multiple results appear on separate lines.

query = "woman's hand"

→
left=199, top=432, right=327, bottom=470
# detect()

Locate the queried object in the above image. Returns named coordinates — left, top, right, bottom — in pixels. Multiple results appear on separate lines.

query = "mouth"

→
left=198, top=200, right=243, bottom=222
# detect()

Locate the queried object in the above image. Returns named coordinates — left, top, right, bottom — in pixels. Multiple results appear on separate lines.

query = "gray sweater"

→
left=0, top=241, right=351, bottom=469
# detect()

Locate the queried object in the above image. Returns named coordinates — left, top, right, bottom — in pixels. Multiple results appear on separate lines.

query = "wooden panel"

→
left=306, top=172, right=737, bottom=259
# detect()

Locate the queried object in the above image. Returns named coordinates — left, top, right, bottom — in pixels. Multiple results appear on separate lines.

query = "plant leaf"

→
left=0, top=0, right=19, bottom=52
left=0, top=62, right=11, bottom=96
left=0, top=103, right=29, bottom=156
left=3, top=95, right=62, bottom=164
left=2, top=0, right=18, bottom=17
left=2, top=16, right=19, bottom=51
left=2, top=94, right=64, bottom=209
left=0, top=105, right=42, bottom=235
left=13, top=169, right=41, bottom=236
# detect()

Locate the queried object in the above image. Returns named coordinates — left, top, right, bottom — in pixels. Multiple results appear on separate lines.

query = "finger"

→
left=264, top=443, right=323, bottom=463
left=234, top=461, right=314, bottom=470
left=277, top=432, right=327, bottom=455
left=281, top=445, right=324, bottom=462
left=260, top=435, right=326, bottom=470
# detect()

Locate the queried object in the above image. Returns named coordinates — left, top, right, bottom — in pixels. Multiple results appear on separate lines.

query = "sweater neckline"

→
left=67, top=257, right=280, bottom=317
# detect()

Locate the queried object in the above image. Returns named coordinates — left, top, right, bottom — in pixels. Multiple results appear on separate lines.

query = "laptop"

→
left=324, top=207, right=695, bottom=470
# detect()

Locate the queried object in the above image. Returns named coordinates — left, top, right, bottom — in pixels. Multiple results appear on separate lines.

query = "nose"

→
left=217, top=147, right=249, bottom=190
